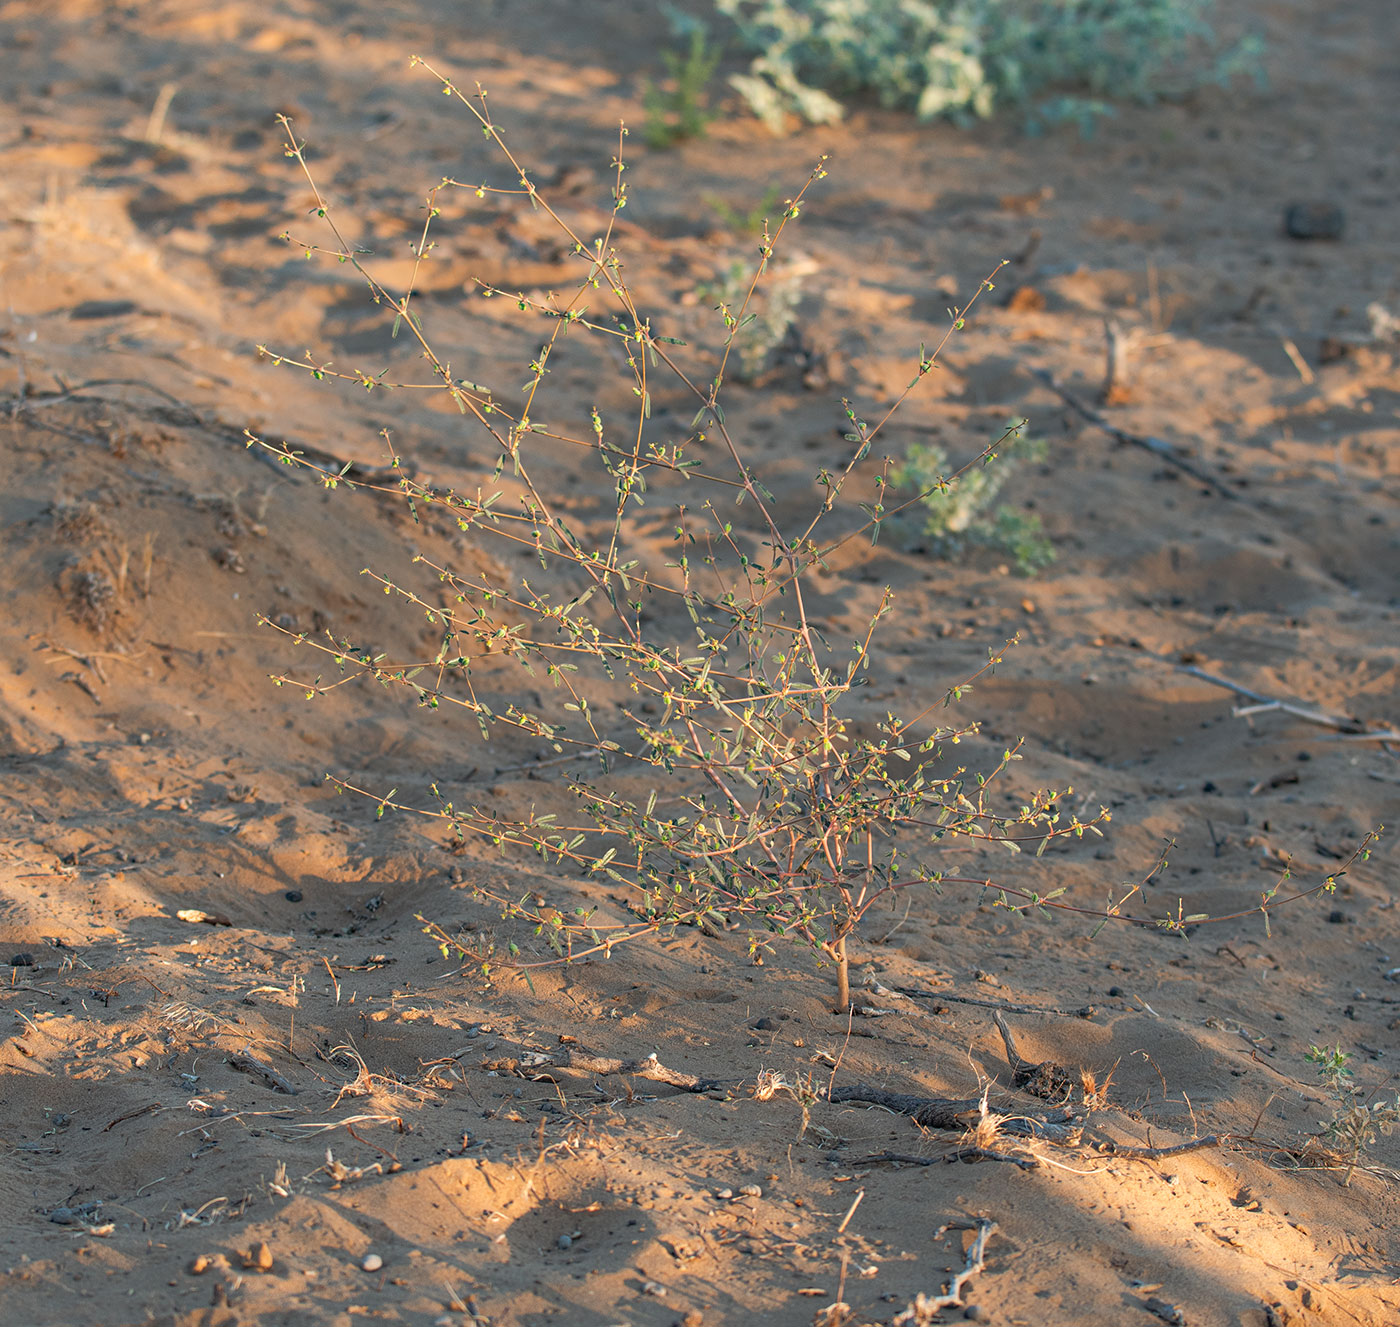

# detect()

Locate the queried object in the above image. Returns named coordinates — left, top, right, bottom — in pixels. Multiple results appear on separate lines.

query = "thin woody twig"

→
left=893, top=1219, right=997, bottom=1323
left=944, top=1146, right=1039, bottom=1170
left=1178, top=664, right=1396, bottom=737
left=856, top=1148, right=1033, bottom=1171
left=487, top=1046, right=731, bottom=1094
left=1097, top=1133, right=1224, bottom=1159
left=883, top=981, right=1095, bottom=1019
left=1033, top=367, right=1238, bottom=499
left=228, top=1053, right=299, bottom=1095
left=828, top=1084, right=1078, bottom=1141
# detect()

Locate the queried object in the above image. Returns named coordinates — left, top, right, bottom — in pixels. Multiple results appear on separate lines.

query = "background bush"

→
left=713, top=0, right=1263, bottom=132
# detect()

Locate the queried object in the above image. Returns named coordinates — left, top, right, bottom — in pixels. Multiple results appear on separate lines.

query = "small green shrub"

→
left=249, top=61, right=1370, bottom=1013
left=705, top=184, right=786, bottom=236
left=1306, top=1044, right=1400, bottom=1186
left=714, top=0, right=1263, bottom=132
left=891, top=423, right=1054, bottom=574
left=643, top=27, right=723, bottom=147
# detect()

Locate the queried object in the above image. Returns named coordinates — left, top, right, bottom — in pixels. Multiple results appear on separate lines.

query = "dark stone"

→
left=10, top=953, right=34, bottom=967
left=965, top=1307, right=991, bottom=1323
left=1328, top=910, right=1348, bottom=924
left=70, top=299, right=139, bottom=320
left=284, top=890, right=303, bottom=903
left=1108, top=986, right=1123, bottom=998
left=1284, top=202, right=1345, bottom=241
left=751, top=1017, right=777, bottom=1031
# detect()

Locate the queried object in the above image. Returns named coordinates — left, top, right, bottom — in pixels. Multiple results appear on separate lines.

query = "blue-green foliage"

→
left=892, top=425, right=1055, bottom=575
left=715, top=0, right=1262, bottom=132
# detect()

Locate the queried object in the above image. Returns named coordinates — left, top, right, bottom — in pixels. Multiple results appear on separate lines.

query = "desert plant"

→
left=1305, top=1044, right=1400, bottom=1186
left=705, top=184, right=786, bottom=236
left=713, top=0, right=1263, bottom=133
left=891, top=423, right=1054, bottom=574
left=248, top=61, right=1371, bottom=1012
left=643, top=27, right=724, bottom=148
left=694, top=254, right=810, bottom=381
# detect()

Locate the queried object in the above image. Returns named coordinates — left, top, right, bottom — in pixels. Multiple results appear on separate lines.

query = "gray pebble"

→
left=1284, top=202, right=1345, bottom=241
left=738, top=1184, right=762, bottom=1198
left=556, top=1234, right=572, bottom=1251
left=361, top=1253, right=383, bottom=1272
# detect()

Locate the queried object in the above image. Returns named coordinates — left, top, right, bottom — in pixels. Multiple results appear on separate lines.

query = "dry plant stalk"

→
left=248, top=60, right=1375, bottom=1009
left=892, top=1218, right=997, bottom=1323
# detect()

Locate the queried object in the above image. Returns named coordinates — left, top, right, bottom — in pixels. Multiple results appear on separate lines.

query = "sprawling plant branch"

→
left=248, top=62, right=1376, bottom=1008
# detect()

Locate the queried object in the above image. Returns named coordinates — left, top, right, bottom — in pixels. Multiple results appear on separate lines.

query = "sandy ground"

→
left=2, top=1, right=1399, bottom=1324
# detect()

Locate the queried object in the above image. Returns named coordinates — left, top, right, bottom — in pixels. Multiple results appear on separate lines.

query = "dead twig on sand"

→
left=828, top=1084, right=1078, bottom=1142
left=3, top=377, right=197, bottom=419
left=1033, top=368, right=1237, bottom=500
left=1096, top=1134, right=1225, bottom=1159
left=485, top=1046, right=731, bottom=1094
left=860, top=1147, right=1037, bottom=1171
left=892, top=1218, right=997, bottom=1323
left=1178, top=664, right=1400, bottom=740
left=228, top=1052, right=299, bottom=1095
left=873, top=979, right=1096, bottom=1020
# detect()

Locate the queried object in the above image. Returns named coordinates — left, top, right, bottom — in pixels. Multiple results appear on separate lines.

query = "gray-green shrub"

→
left=714, top=0, right=1263, bottom=132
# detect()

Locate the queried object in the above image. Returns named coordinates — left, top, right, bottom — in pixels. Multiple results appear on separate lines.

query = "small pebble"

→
left=190, top=1255, right=211, bottom=1275
left=714, top=1188, right=733, bottom=1200
left=556, top=1234, right=572, bottom=1251
left=243, top=1242, right=274, bottom=1272
left=1284, top=201, right=1345, bottom=241
left=965, top=1307, right=990, bottom=1323
left=10, top=953, right=34, bottom=967
left=738, top=1184, right=762, bottom=1199
left=1327, top=909, right=1348, bottom=924
left=1108, top=986, right=1123, bottom=998
left=285, top=890, right=303, bottom=903
left=361, top=1253, right=383, bottom=1272
left=681, top=1312, right=705, bottom=1327
left=641, top=1280, right=667, bottom=1297
left=751, top=1017, right=777, bottom=1031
